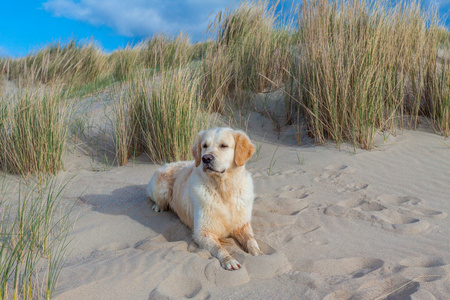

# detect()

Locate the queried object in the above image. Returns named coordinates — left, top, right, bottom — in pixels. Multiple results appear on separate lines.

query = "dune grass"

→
left=432, top=59, right=450, bottom=137
left=202, top=0, right=294, bottom=112
left=110, top=45, right=143, bottom=82
left=142, top=33, right=194, bottom=69
left=112, top=65, right=209, bottom=165
left=290, top=0, right=449, bottom=149
left=0, top=177, right=75, bottom=300
left=437, top=26, right=450, bottom=48
left=221, top=3, right=292, bottom=93
left=199, top=43, right=233, bottom=113
left=0, top=86, right=72, bottom=178
left=0, top=33, right=198, bottom=91
left=1, top=40, right=108, bottom=87
left=111, top=32, right=200, bottom=82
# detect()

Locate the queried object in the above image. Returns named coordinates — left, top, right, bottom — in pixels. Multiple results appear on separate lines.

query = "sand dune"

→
left=49, top=101, right=450, bottom=299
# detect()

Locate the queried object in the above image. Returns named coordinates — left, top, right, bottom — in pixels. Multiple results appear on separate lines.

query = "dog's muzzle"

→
left=202, top=154, right=225, bottom=173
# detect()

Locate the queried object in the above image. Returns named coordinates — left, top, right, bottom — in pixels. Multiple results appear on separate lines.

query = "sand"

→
left=31, top=92, right=449, bottom=299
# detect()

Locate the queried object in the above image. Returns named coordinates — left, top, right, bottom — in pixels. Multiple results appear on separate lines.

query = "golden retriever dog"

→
left=146, top=127, right=262, bottom=270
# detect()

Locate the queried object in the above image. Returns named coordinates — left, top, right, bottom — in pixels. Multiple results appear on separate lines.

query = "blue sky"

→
left=1, top=1, right=448, bottom=58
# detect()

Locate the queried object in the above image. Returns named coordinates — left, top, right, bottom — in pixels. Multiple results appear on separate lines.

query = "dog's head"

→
left=192, top=127, right=255, bottom=174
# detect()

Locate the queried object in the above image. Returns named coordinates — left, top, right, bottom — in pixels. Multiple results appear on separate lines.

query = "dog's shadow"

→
left=79, top=184, right=193, bottom=245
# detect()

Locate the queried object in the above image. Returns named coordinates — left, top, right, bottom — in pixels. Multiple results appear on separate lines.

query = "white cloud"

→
left=43, top=0, right=233, bottom=40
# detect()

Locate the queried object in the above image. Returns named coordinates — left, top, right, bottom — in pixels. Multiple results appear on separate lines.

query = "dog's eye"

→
left=220, top=144, right=228, bottom=148
left=202, top=144, right=208, bottom=148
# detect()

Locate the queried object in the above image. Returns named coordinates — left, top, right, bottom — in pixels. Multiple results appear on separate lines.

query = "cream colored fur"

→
left=146, top=127, right=262, bottom=270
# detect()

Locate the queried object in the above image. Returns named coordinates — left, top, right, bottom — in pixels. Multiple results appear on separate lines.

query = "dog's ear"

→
left=234, top=131, right=255, bottom=167
left=192, top=131, right=204, bottom=167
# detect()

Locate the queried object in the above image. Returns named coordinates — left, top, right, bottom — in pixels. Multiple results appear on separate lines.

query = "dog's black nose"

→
left=202, top=154, right=214, bottom=164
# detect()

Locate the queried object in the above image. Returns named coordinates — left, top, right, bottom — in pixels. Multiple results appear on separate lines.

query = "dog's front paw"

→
left=221, top=256, right=241, bottom=271
left=247, top=239, right=263, bottom=256
left=249, top=247, right=263, bottom=256
left=152, top=204, right=161, bottom=212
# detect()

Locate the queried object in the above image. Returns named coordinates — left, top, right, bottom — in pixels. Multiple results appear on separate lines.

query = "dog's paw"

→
left=221, top=257, right=242, bottom=271
left=248, top=239, right=263, bottom=256
left=249, top=247, right=263, bottom=256
left=152, top=204, right=161, bottom=212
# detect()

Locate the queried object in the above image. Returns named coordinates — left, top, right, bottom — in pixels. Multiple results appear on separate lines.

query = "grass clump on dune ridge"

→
left=110, top=45, right=143, bottom=82
left=142, top=33, right=194, bottom=69
left=200, top=0, right=295, bottom=114
left=0, top=87, right=71, bottom=178
left=1, top=33, right=198, bottom=90
left=291, top=0, right=449, bottom=149
left=1, top=39, right=108, bottom=86
left=210, top=1, right=294, bottom=95
left=111, top=32, right=200, bottom=82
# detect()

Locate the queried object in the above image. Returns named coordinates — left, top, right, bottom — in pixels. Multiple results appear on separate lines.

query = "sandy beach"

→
left=46, top=95, right=450, bottom=299
left=1, top=1, right=449, bottom=298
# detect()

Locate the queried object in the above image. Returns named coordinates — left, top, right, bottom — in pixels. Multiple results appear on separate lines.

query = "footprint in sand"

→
left=284, top=226, right=328, bottom=246
left=342, top=198, right=386, bottom=212
left=271, top=169, right=306, bottom=178
left=279, top=185, right=310, bottom=200
left=252, top=209, right=298, bottom=227
left=339, top=182, right=370, bottom=193
left=255, top=185, right=311, bottom=217
left=295, top=257, right=384, bottom=286
left=347, top=256, right=449, bottom=299
left=377, top=195, right=448, bottom=219
left=267, top=199, right=310, bottom=216
left=314, top=164, right=355, bottom=182
left=323, top=195, right=438, bottom=235
left=398, top=256, right=449, bottom=283
left=378, top=195, right=422, bottom=206
left=252, top=169, right=305, bottom=179
left=149, top=265, right=211, bottom=299
left=351, top=275, right=421, bottom=300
